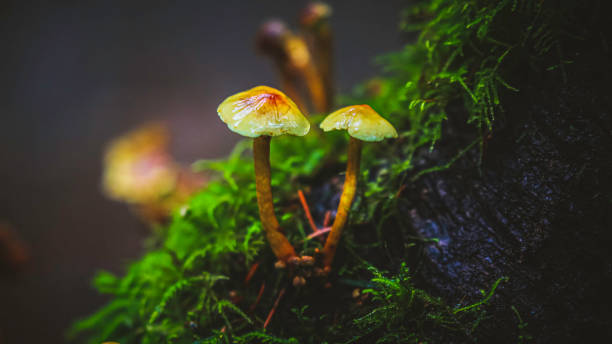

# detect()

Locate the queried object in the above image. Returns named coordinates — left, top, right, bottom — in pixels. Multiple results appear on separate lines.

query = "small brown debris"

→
left=293, top=275, right=306, bottom=287
left=274, top=260, right=287, bottom=269
left=287, top=256, right=301, bottom=266
left=300, top=255, right=314, bottom=266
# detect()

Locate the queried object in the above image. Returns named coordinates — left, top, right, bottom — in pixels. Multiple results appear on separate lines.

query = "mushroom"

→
left=102, top=123, right=206, bottom=224
left=256, top=19, right=327, bottom=114
left=300, top=2, right=333, bottom=112
left=217, top=86, right=310, bottom=262
left=102, top=123, right=177, bottom=205
left=256, top=20, right=307, bottom=112
left=319, top=104, right=398, bottom=268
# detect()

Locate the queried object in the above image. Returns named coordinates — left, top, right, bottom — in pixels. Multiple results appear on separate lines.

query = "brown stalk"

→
left=253, top=136, right=297, bottom=262
left=300, top=2, right=334, bottom=112
left=322, top=137, right=362, bottom=267
left=256, top=20, right=308, bottom=113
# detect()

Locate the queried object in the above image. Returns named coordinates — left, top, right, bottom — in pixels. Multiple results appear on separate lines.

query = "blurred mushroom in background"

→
left=256, top=17, right=327, bottom=114
left=0, top=222, right=29, bottom=275
left=300, top=2, right=334, bottom=112
left=102, top=123, right=206, bottom=224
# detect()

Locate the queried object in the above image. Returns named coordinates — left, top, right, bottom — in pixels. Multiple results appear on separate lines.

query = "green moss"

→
left=71, top=1, right=572, bottom=342
left=347, top=264, right=508, bottom=343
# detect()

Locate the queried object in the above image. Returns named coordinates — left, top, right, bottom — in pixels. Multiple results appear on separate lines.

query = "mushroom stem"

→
left=317, top=31, right=333, bottom=112
left=279, top=73, right=308, bottom=114
left=255, top=20, right=308, bottom=114
left=302, top=62, right=328, bottom=113
left=253, top=136, right=297, bottom=261
left=322, top=136, right=362, bottom=268
left=302, top=28, right=333, bottom=112
left=300, top=2, right=333, bottom=112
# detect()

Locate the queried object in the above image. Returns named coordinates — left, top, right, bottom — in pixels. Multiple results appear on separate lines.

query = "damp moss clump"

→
left=71, top=0, right=572, bottom=342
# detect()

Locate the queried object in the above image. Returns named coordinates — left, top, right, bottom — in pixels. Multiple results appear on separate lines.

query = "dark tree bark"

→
left=400, top=37, right=612, bottom=342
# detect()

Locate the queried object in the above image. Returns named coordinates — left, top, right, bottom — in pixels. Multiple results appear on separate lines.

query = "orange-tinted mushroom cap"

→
left=102, top=123, right=177, bottom=204
left=255, top=20, right=290, bottom=60
left=300, top=2, right=332, bottom=27
left=217, top=86, right=310, bottom=137
left=320, top=104, right=398, bottom=142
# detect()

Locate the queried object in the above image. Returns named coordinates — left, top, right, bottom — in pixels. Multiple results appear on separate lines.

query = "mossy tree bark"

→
left=390, top=45, right=612, bottom=342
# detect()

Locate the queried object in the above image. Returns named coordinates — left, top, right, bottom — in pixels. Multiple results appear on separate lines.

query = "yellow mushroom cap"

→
left=102, top=123, right=178, bottom=204
left=301, top=2, right=332, bottom=27
left=217, top=85, right=310, bottom=138
left=320, top=104, right=398, bottom=142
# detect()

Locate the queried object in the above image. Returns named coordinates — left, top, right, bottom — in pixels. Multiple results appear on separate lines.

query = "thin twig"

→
left=250, top=282, right=266, bottom=312
left=263, top=287, right=286, bottom=329
left=323, top=210, right=331, bottom=227
left=298, top=190, right=318, bottom=232
left=307, top=227, right=331, bottom=240
left=244, top=262, right=260, bottom=285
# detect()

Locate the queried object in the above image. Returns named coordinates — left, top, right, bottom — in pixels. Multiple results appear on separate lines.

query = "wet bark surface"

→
left=400, top=47, right=612, bottom=342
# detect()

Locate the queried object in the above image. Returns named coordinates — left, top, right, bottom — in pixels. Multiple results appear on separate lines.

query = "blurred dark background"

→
left=0, top=1, right=406, bottom=342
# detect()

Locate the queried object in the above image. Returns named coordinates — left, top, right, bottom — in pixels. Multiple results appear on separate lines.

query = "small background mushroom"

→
left=102, top=123, right=206, bottom=224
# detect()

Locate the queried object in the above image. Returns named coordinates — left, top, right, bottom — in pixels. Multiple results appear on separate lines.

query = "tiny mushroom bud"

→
left=319, top=105, right=398, bottom=269
left=323, top=266, right=332, bottom=275
left=218, top=86, right=310, bottom=263
left=293, top=275, right=306, bottom=287
left=287, top=256, right=302, bottom=266
left=228, top=290, right=240, bottom=303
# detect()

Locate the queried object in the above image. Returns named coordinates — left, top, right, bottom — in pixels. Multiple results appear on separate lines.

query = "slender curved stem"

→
left=303, top=23, right=333, bottom=112
left=322, top=137, right=362, bottom=268
left=302, top=62, right=328, bottom=113
left=253, top=136, right=296, bottom=262
left=318, top=27, right=334, bottom=112
left=279, top=71, right=307, bottom=114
